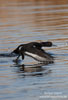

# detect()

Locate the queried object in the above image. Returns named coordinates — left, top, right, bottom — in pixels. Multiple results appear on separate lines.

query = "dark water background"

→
left=0, top=0, right=68, bottom=100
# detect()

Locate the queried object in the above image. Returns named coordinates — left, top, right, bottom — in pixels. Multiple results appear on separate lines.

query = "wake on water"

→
left=0, top=53, right=17, bottom=57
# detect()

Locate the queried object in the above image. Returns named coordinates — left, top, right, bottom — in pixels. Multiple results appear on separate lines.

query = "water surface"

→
left=0, top=0, right=68, bottom=100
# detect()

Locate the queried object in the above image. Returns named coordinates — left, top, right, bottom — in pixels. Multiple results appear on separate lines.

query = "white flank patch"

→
left=25, top=52, right=37, bottom=58
left=25, top=52, right=46, bottom=62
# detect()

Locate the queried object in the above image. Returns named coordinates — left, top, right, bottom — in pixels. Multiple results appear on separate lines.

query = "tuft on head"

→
left=12, top=44, right=25, bottom=55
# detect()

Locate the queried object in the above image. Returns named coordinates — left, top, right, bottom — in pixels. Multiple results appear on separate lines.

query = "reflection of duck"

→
left=16, top=63, right=52, bottom=76
left=12, top=41, right=55, bottom=63
left=20, top=64, right=44, bottom=72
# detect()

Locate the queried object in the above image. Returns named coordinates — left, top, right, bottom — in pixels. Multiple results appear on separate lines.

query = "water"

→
left=0, top=0, right=68, bottom=100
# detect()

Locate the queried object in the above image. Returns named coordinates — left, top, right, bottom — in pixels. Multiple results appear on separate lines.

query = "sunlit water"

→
left=0, top=0, right=68, bottom=100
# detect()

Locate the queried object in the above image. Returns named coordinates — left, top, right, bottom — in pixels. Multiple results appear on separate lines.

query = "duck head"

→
left=41, top=41, right=55, bottom=47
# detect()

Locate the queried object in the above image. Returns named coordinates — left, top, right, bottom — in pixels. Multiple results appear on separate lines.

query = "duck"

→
left=12, top=41, right=54, bottom=63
